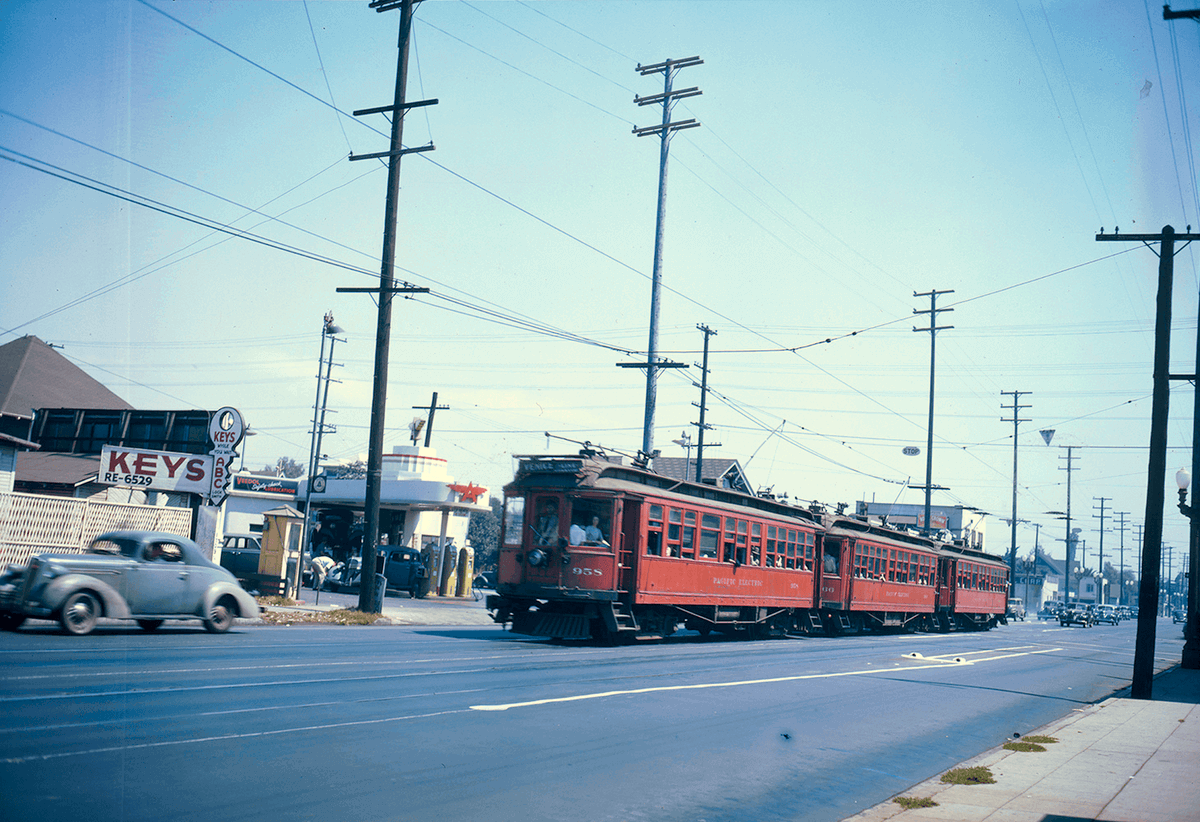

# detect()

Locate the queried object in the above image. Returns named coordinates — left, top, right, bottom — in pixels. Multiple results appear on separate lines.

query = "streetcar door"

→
left=819, top=536, right=848, bottom=608
left=618, top=500, right=640, bottom=594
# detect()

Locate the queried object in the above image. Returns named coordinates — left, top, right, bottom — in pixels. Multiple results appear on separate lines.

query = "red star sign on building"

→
left=448, top=482, right=487, bottom=504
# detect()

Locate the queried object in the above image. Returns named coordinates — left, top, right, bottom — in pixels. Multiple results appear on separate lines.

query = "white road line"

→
left=469, top=648, right=1062, bottom=711
left=2, top=709, right=470, bottom=765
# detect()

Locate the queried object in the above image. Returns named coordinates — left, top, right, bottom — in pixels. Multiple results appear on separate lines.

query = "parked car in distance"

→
left=219, top=534, right=262, bottom=583
left=1093, top=604, right=1120, bottom=625
left=323, top=550, right=426, bottom=598
left=1059, top=603, right=1094, bottom=628
left=1037, top=605, right=1058, bottom=620
left=1174, top=608, right=1188, bottom=624
left=1006, top=598, right=1026, bottom=622
left=0, top=530, right=259, bottom=635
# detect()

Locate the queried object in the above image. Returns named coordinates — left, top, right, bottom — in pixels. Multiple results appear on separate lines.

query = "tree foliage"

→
left=469, top=497, right=503, bottom=572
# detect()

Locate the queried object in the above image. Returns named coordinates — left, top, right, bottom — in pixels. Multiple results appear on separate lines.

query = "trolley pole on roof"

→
left=628, top=56, right=702, bottom=460
left=912, top=289, right=953, bottom=535
left=341, top=0, right=434, bottom=614
left=1001, top=390, right=1031, bottom=590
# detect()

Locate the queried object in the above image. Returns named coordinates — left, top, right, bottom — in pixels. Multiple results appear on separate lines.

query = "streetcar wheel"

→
left=60, top=591, right=100, bottom=635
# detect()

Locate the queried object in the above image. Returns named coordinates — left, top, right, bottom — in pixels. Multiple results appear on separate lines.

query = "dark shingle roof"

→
left=0, top=336, right=133, bottom=421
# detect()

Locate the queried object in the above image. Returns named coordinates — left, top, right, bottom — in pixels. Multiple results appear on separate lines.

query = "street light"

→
left=1175, top=468, right=1198, bottom=668
left=297, top=313, right=345, bottom=599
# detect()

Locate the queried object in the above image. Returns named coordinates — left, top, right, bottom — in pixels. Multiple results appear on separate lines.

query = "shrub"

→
left=941, top=766, right=996, bottom=785
left=893, top=796, right=938, bottom=809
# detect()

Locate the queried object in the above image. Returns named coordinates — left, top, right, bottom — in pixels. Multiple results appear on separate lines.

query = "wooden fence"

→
left=0, top=492, right=193, bottom=567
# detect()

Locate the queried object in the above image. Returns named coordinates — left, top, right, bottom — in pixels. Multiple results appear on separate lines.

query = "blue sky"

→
left=2, top=0, right=1198, bottom=576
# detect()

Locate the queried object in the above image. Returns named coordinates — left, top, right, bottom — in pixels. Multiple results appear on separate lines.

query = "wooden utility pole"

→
left=342, top=0, right=434, bottom=614
left=413, top=392, right=449, bottom=447
left=912, top=289, right=953, bottom=534
left=1097, top=224, right=1200, bottom=694
left=626, top=56, right=702, bottom=461
left=1002, top=390, right=1031, bottom=587
left=692, top=324, right=719, bottom=483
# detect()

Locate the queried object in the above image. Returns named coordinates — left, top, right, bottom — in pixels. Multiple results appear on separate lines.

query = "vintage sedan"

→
left=0, top=530, right=259, bottom=636
left=1059, top=603, right=1094, bottom=628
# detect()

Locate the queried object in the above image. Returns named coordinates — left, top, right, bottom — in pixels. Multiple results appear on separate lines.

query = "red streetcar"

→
left=487, top=452, right=1008, bottom=643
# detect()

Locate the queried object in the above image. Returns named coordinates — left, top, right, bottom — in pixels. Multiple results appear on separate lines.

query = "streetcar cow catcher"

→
left=486, top=452, right=1009, bottom=643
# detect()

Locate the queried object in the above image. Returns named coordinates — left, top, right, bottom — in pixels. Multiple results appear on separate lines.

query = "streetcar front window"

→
left=503, top=497, right=525, bottom=547
left=567, top=498, right=613, bottom=548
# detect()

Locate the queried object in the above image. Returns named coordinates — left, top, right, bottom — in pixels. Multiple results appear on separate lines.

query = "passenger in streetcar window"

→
left=569, top=521, right=586, bottom=545
left=535, top=501, right=559, bottom=545
left=823, top=551, right=839, bottom=574
left=585, top=516, right=608, bottom=546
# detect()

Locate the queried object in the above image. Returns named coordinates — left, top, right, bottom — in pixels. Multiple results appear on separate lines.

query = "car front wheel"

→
left=60, top=591, right=100, bottom=635
left=203, top=596, right=236, bottom=634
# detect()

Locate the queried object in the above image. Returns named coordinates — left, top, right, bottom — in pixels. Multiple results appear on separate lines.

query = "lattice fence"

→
left=0, top=493, right=192, bottom=567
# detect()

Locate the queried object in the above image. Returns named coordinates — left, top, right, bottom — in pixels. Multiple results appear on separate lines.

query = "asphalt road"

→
left=0, top=616, right=1185, bottom=822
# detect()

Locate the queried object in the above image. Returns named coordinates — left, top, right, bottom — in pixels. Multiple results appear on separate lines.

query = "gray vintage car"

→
left=0, top=530, right=259, bottom=635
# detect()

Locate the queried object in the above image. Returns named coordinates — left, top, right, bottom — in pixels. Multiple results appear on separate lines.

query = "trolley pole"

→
left=913, top=290, right=953, bottom=535
left=1002, top=391, right=1031, bottom=587
left=693, top=324, right=717, bottom=483
left=629, top=56, right=702, bottom=459
left=342, top=0, right=434, bottom=614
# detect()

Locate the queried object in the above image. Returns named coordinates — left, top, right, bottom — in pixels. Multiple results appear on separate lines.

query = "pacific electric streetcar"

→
left=486, top=452, right=1008, bottom=643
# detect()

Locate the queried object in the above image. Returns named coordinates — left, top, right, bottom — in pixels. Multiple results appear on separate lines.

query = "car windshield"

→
left=88, top=538, right=141, bottom=558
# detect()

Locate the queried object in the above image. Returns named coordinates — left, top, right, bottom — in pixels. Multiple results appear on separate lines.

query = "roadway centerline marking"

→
left=468, top=648, right=1063, bottom=711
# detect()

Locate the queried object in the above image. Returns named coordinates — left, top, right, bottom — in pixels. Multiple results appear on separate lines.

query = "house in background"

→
left=652, top=456, right=754, bottom=495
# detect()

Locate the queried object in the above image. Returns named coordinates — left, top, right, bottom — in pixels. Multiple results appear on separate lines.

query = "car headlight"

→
left=527, top=548, right=548, bottom=568
left=41, top=563, right=65, bottom=580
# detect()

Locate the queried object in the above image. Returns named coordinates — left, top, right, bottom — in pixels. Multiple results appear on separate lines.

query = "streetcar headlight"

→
left=527, top=548, right=548, bottom=567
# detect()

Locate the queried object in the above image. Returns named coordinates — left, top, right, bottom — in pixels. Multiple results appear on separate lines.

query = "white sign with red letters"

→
left=100, top=446, right=213, bottom=494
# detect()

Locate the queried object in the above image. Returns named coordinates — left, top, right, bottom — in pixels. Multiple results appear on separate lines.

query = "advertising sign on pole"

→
left=207, top=407, right=244, bottom=506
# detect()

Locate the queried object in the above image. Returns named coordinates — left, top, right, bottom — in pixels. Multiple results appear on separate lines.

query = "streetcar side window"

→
left=699, top=514, right=720, bottom=559
left=646, top=504, right=664, bottom=556
left=749, top=522, right=761, bottom=566
left=854, top=544, right=867, bottom=578
left=804, top=532, right=815, bottom=571
left=666, top=509, right=682, bottom=557
left=766, top=526, right=777, bottom=567
left=681, top=510, right=696, bottom=559
left=503, top=497, right=525, bottom=547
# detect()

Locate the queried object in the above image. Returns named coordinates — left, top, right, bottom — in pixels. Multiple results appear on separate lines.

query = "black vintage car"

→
left=1060, top=603, right=1094, bottom=628
left=324, top=549, right=426, bottom=598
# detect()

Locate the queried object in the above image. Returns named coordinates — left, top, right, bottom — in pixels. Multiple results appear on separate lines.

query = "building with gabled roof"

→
left=0, top=336, right=133, bottom=443
left=651, top=456, right=753, bottom=495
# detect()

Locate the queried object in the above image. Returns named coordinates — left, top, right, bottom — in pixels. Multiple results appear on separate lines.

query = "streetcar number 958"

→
left=571, top=567, right=602, bottom=577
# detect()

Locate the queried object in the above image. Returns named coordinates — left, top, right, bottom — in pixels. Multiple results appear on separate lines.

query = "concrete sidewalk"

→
left=843, top=665, right=1200, bottom=822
